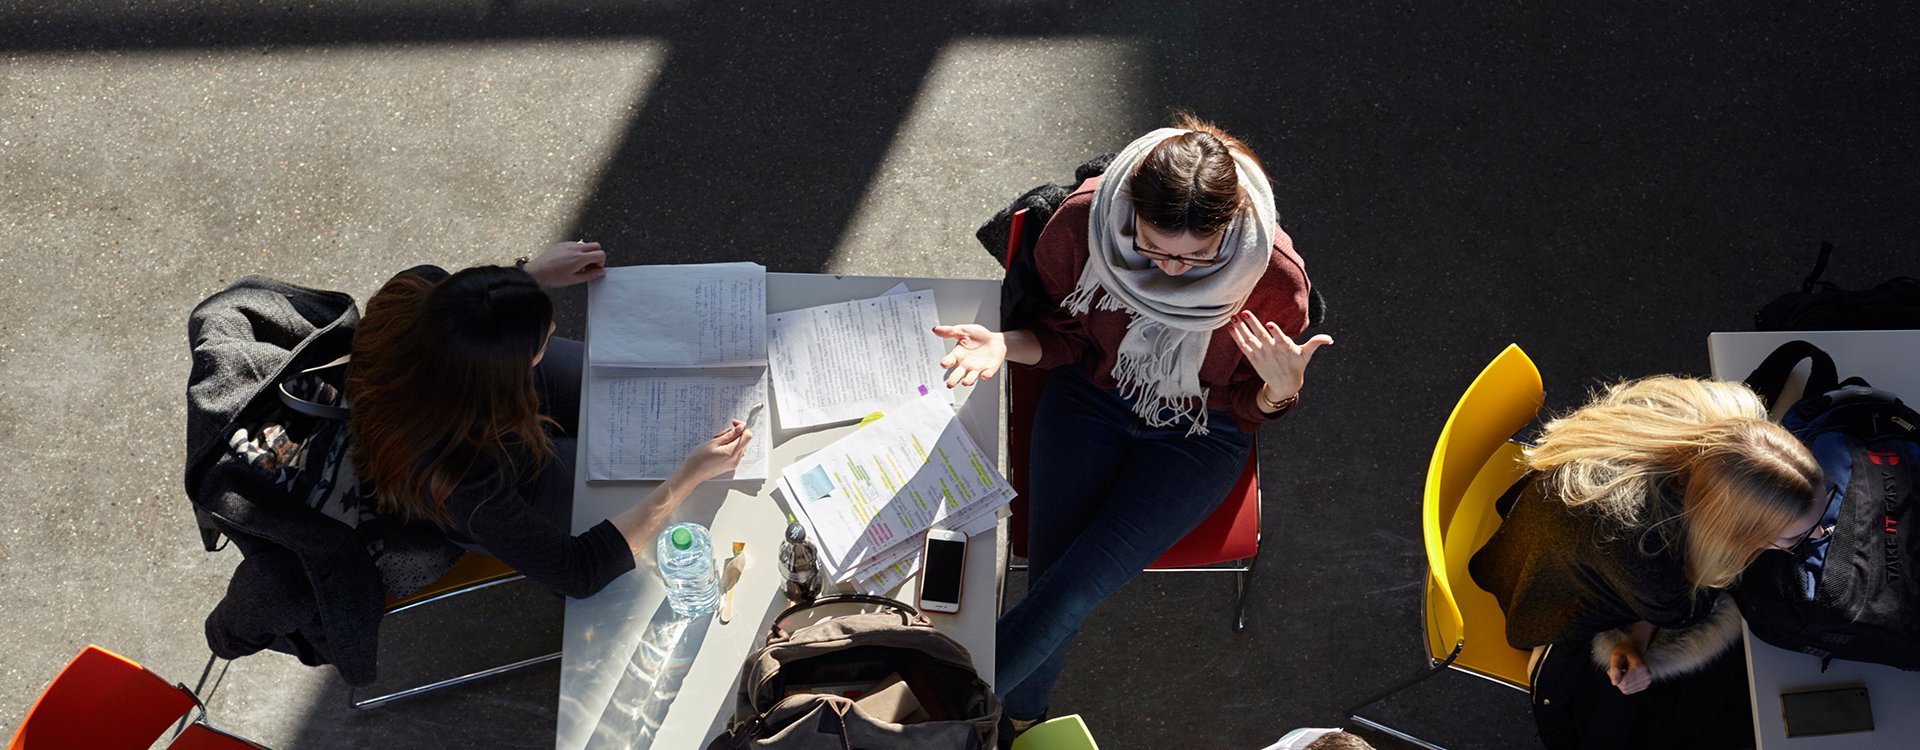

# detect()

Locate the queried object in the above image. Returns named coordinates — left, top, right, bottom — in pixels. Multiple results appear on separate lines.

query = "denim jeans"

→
left=995, top=365, right=1254, bottom=720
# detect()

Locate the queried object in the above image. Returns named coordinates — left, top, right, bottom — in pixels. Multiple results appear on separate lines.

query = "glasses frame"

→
left=1773, top=515, right=1829, bottom=552
left=1124, top=214, right=1227, bottom=267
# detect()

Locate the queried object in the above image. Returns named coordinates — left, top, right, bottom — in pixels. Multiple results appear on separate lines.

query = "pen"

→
left=745, top=402, right=767, bottom=431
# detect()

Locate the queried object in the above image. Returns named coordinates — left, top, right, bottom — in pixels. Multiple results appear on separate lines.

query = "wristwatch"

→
left=514, top=256, right=530, bottom=270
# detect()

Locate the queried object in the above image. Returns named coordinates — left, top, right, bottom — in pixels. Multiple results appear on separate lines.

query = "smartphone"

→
left=916, top=529, right=967, bottom=614
left=1780, top=686, right=1873, bottom=738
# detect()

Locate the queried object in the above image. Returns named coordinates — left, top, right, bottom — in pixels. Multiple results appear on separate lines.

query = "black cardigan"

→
left=1469, top=474, right=1713, bottom=649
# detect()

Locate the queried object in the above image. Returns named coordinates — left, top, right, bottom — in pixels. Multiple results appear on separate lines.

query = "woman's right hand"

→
left=1607, top=640, right=1652, bottom=695
left=674, top=420, right=753, bottom=483
left=934, top=324, right=1007, bottom=388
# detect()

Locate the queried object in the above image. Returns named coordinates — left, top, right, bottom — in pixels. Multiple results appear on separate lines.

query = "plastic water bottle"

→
left=780, top=517, right=822, bottom=606
left=657, top=522, right=720, bottom=617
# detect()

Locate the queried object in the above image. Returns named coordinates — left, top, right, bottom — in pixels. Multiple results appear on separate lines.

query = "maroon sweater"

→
left=1025, top=176, right=1313, bottom=432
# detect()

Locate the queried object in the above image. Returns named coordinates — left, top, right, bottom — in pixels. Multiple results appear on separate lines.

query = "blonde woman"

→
left=1469, top=376, right=1825, bottom=697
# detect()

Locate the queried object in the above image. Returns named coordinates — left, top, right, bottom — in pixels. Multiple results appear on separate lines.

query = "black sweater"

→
left=387, top=266, right=635, bottom=598
left=1469, top=474, right=1712, bottom=649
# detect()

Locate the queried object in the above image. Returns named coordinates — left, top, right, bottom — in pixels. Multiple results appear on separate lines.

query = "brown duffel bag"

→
left=707, top=595, right=1000, bottom=750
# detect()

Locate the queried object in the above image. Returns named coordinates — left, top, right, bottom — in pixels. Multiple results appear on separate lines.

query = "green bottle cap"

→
left=671, top=527, right=693, bottom=550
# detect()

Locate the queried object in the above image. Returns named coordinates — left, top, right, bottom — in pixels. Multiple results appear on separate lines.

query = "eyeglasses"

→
left=1123, top=215, right=1225, bottom=267
left=1771, top=516, right=1829, bottom=552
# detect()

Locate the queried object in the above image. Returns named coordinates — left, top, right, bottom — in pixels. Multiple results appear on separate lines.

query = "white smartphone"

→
left=916, top=529, right=968, bottom=614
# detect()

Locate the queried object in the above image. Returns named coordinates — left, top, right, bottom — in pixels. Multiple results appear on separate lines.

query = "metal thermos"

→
left=780, top=519, right=822, bottom=606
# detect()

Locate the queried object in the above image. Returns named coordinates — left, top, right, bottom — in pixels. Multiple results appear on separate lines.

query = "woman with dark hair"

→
left=934, top=114, right=1333, bottom=735
left=349, top=241, right=752, bottom=599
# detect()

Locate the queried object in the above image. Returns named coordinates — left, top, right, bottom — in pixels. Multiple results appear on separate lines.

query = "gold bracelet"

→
left=1259, top=386, right=1298, bottom=413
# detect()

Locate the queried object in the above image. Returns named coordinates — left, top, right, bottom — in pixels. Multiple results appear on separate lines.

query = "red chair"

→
left=10, top=645, right=265, bottom=750
left=168, top=721, right=269, bottom=749
left=1000, top=208, right=1264, bottom=633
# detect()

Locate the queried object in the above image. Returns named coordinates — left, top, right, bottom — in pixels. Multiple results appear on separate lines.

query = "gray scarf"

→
left=1062, top=127, right=1275, bottom=435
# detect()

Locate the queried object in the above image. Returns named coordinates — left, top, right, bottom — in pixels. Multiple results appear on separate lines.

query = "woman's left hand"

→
left=1228, top=309, right=1333, bottom=402
left=524, top=240, right=607, bottom=288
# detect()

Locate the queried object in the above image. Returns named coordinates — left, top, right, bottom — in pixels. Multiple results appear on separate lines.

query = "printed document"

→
left=585, top=263, right=769, bottom=480
left=768, top=289, right=950, bottom=429
left=778, top=393, right=1014, bottom=585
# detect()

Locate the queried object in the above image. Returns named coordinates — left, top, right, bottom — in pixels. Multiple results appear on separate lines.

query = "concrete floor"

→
left=4, top=2, right=1918, bottom=748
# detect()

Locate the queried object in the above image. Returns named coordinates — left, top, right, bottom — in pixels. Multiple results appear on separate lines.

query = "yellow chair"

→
left=348, top=553, right=560, bottom=709
left=1346, top=344, right=1544, bottom=748
left=1010, top=714, right=1099, bottom=750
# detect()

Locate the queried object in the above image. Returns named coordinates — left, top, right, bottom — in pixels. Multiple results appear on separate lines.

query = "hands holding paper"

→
left=524, top=240, right=607, bottom=288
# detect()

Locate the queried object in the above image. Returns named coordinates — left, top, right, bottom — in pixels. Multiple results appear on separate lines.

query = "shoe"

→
left=996, top=712, right=1046, bottom=750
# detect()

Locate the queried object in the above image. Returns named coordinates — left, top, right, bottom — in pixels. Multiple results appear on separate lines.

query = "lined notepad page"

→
left=585, top=263, right=769, bottom=480
left=588, top=263, right=767, bottom=368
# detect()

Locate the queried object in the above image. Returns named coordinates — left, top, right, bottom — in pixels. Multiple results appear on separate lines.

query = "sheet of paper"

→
left=779, top=393, right=1014, bottom=582
left=844, top=502, right=1003, bottom=595
left=587, top=370, right=768, bottom=481
left=767, top=290, right=949, bottom=429
left=588, top=263, right=767, bottom=368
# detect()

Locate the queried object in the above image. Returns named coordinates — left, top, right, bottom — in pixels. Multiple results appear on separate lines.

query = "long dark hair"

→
left=1129, top=111, right=1262, bottom=236
left=348, top=266, right=556, bottom=524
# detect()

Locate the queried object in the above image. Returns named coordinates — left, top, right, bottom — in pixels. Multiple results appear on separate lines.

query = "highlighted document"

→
left=778, top=393, right=1013, bottom=587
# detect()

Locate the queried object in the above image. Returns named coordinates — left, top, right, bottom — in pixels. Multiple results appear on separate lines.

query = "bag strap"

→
left=277, top=354, right=351, bottom=421
left=768, top=594, right=918, bottom=641
left=1744, top=340, right=1839, bottom=408
left=1801, top=241, right=1835, bottom=293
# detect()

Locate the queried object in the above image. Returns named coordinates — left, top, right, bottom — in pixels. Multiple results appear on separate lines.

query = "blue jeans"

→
left=995, top=365, right=1254, bottom=720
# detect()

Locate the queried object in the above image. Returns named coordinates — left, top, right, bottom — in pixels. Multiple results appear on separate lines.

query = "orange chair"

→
left=10, top=645, right=262, bottom=750
left=1001, top=208, right=1264, bottom=633
left=347, top=552, right=560, bottom=709
left=168, top=722, right=269, bottom=749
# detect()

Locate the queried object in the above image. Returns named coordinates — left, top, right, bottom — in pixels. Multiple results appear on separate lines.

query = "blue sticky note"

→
left=798, top=465, right=835, bottom=500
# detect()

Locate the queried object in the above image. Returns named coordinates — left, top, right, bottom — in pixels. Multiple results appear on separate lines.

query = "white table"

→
left=1708, top=330, right=1920, bottom=749
left=555, top=273, right=1002, bottom=750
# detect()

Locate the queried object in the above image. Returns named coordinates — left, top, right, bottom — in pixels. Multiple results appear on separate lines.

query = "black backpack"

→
left=1733, top=340, right=1920, bottom=670
left=1755, top=242, right=1920, bottom=331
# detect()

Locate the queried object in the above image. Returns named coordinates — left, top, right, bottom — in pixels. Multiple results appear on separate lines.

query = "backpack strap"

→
left=1800, top=241, right=1835, bottom=293
left=1744, top=340, right=1839, bottom=408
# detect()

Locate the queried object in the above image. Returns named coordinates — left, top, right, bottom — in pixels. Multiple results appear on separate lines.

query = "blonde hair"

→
left=1525, top=376, right=1823, bottom=591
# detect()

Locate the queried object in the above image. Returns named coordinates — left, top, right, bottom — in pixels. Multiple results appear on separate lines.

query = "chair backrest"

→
left=9, top=645, right=200, bottom=750
left=1422, top=345, right=1544, bottom=688
left=1010, top=713, right=1099, bottom=750
left=167, top=721, right=267, bottom=750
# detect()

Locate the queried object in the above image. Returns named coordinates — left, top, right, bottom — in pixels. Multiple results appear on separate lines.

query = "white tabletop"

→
left=557, top=273, right=1003, bottom=750
left=1708, top=329, right=1920, bottom=749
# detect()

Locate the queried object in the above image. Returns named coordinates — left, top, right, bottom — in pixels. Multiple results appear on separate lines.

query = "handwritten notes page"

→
left=586, top=370, right=769, bottom=481
left=586, top=263, right=769, bottom=481
left=777, top=393, right=1014, bottom=586
left=767, top=289, right=950, bottom=429
left=589, top=263, right=767, bottom=368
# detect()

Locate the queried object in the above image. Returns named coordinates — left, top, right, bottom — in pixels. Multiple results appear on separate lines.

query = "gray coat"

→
left=185, top=276, right=389, bottom=685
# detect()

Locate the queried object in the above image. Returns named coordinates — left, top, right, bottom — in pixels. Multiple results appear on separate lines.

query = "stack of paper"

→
left=778, top=393, right=1014, bottom=591
left=584, top=263, right=770, bottom=481
left=766, top=287, right=951, bottom=429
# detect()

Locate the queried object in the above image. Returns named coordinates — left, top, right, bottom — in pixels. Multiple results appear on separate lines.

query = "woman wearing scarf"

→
left=936, top=115, right=1333, bottom=739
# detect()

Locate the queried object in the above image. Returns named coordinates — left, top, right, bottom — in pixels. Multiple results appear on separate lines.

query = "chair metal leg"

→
left=1342, top=641, right=1462, bottom=747
left=348, top=650, right=561, bottom=710
left=1232, top=549, right=1259, bottom=634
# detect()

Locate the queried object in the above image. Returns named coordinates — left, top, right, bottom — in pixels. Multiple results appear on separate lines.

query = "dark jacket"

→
left=1469, top=473, right=1713, bottom=649
left=186, top=276, right=456, bottom=686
